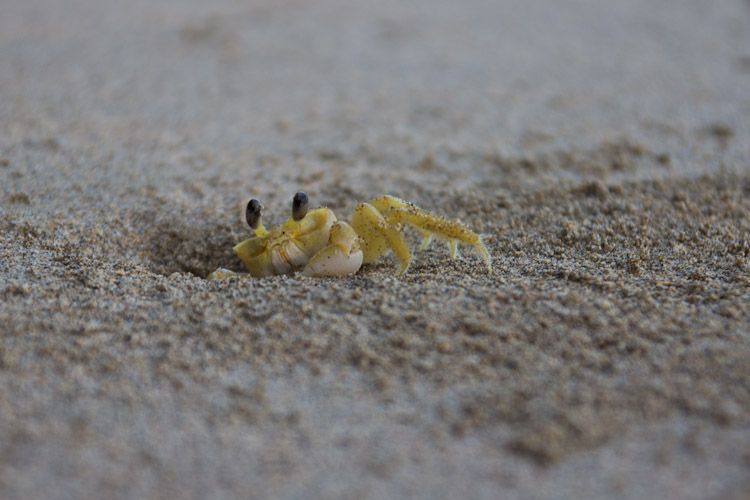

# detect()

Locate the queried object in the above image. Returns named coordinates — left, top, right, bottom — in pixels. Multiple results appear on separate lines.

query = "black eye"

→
left=292, top=191, right=309, bottom=221
left=246, top=199, right=262, bottom=229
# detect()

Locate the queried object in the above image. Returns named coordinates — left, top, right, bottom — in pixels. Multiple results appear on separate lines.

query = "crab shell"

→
left=232, top=208, right=363, bottom=277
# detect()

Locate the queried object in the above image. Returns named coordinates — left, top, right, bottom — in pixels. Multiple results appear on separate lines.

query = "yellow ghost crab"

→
left=207, top=192, right=492, bottom=279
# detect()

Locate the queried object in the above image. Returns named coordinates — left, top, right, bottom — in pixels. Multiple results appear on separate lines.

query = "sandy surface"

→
left=2, top=0, right=750, bottom=498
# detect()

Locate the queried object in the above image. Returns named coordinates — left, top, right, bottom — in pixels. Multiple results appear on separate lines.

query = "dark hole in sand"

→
left=136, top=206, right=246, bottom=278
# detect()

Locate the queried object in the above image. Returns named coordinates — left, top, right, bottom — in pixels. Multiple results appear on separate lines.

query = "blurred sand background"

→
left=1, top=0, right=750, bottom=498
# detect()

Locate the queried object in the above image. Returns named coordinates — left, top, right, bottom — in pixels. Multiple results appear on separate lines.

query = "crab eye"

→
left=292, top=191, right=309, bottom=221
left=246, top=199, right=262, bottom=229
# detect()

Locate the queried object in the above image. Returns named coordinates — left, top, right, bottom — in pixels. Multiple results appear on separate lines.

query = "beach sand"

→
left=1, top=0, right=749, bottom=498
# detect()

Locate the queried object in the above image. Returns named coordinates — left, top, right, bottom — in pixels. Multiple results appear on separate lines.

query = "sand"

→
left=1, top=0, right=750, bottom=498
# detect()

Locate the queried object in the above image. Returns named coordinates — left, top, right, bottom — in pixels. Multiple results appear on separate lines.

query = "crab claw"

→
left=302, top=222, right=363, bottom=277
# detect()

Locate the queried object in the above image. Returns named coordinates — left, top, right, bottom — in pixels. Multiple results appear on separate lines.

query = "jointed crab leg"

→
left=361, top=195, right=493, bottom=273
left=206, top=268, right=247, bottom=280
left=353, top=202, right=414, bottom=275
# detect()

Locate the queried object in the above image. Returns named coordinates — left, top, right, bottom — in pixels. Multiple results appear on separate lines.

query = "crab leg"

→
left=352, top=201, right=413, bottom=275
left=368, top=195, right=492, bottom=271
left=206, top=268, right=249, bottom=280
left=419, top=233, right=434, bottom=251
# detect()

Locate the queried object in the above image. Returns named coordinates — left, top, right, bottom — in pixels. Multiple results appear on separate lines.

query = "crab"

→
left=207, top=192, right=492, bottom=279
